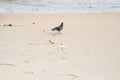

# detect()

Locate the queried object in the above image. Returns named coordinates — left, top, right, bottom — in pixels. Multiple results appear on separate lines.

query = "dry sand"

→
left=0, top=13, right=120, bottom=80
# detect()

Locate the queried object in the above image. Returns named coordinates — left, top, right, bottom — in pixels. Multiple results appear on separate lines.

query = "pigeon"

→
left=52, top=22, right=63, bottom=33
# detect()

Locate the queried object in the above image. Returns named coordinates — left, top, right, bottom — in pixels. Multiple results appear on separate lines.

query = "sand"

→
left=0, top=13, right=120, bottom=80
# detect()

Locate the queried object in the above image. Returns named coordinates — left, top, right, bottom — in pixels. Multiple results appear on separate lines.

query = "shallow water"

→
left=0, top=0, right=120, bottom=13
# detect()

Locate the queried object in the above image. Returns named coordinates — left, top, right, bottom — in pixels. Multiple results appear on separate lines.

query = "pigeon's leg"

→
left=58, top=31, right=61, bottom=34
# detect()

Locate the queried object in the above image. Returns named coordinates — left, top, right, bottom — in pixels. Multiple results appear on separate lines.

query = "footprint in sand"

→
left=24, top=71, right=34, bottom=74
left=61, top=74, right=79, bottom=80
left=0, top=63, right=16, bottom=67
left=61, top=57, right=67, bottom=60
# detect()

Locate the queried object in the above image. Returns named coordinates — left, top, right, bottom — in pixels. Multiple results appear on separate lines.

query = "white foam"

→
left=0, top=0, right=120, bottom=13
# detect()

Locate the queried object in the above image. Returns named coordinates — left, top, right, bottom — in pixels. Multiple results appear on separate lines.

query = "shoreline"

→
left=0, top=12, right=120, bottom=14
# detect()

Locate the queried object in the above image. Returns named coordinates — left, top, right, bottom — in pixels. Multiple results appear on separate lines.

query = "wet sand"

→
left=0, top=13, right=120, bottom=80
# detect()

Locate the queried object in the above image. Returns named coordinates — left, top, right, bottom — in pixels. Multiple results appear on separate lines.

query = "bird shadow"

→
left=50, top=32, right=61, bottom=36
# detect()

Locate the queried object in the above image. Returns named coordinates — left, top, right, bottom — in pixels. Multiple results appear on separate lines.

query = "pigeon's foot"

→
left=58, top=31, right=61, bottom=34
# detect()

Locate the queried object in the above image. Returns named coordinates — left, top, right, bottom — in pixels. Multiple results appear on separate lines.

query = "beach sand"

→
left=0, top=13, right=120, bottom=80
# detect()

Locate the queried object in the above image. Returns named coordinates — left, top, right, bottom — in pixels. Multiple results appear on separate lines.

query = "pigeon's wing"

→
left=59, top=25, right=63, bottom=30
left=52, top=27, right=58, bottom=31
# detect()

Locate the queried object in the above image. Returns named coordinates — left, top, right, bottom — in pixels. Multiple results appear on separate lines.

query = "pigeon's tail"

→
left=52, top=28, right=55, bottom=31
left=52, top=27, right=58, bottom=31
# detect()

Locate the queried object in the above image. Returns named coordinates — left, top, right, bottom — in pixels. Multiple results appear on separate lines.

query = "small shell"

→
left=8, top=24, right=12, bottom=26
left=59, top=44, right=66, bottom=50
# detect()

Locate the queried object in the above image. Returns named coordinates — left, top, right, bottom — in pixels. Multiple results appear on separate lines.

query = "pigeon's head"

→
left=61, top=22, right=63, bottom=25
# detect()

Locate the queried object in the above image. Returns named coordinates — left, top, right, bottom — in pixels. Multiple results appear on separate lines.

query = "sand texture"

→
left=0, top=13, right=120, bottom=80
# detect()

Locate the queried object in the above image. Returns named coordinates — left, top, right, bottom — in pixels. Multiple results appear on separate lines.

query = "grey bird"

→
left=52, top=22, right=63, bottom=33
